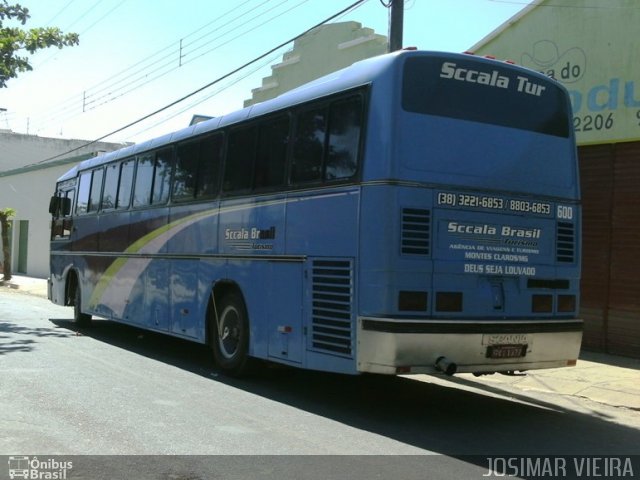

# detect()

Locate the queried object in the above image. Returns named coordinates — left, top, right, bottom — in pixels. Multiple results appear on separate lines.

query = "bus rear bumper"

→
left=356, top=317, right=583, bottom=375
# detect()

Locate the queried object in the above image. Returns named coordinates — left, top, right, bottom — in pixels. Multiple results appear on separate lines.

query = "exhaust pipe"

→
left=435, top=356, right=457, bottom=376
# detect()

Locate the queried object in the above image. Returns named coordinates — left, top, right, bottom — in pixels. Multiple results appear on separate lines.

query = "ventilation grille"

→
left=401, top=208, right=431, bottom=255
left=556, top=222, right=575, bottom=263
left=311, top=259, right=353, bottom=357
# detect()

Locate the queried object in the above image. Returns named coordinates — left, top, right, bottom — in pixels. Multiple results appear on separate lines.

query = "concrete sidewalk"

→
left=450, top=351, right=640, bottom=411
left=0, top=274, right=49, bottom=297
left=2, top=274, right=639, bottom=411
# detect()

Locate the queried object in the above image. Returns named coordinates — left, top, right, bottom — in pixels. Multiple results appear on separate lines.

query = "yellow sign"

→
left=471, top=0, right=640, bottom=145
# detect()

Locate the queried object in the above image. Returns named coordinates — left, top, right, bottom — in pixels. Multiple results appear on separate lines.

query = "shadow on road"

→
left=50, top=317, right=640, bottom=462
left=0, top=320, right=75, bottom=355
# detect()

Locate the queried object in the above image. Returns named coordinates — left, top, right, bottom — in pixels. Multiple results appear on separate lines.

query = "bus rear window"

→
left=402, top=56, right=570, bottom=138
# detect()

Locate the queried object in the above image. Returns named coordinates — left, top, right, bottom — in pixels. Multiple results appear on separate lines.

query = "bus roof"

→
left=56, top=50, right=408, bottom=183
left=56, top=49, right=567, bottom=183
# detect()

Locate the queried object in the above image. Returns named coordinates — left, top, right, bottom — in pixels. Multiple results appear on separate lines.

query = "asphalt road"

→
left=1, top=290, right=639, bottom=479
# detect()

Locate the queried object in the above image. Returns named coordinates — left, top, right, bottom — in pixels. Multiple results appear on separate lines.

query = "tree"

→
left=0, top=207, right=15, bottom=281
left=0, top=1, right=79, bottom=88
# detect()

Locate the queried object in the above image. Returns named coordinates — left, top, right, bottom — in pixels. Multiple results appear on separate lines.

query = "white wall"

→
left=0, top=133, right=125, bottom=279
left=0, top=163, right=77, bottom=278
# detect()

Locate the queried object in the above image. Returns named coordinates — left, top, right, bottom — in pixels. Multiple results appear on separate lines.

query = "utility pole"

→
left=388, top=0, right=404, bottom=52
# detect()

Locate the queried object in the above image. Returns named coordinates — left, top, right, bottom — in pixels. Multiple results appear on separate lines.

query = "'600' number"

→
left=557, top=205, right=574, bottom=220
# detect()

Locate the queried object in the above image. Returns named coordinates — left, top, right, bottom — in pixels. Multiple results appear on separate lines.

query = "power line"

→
left=32, top=0, right=368, bottom=166
left=80, top=1, right=269, bottom=107
left=28, top=0, right=288, bottom=131
left=180, top=0, right=270, bottom=52
left=488, top=0, right=640, bottom=8
left=82, top=0, right=304, bottom=112
left=180, top=0, right=290, bottom=62
left=43, top=0, right=76, bottom=26
left=30, top=1, right=258, bottom=128
left=180, top=0, right=311, bottom=67
left=123, top=51, right=285, bottom=140
left=61, top=0, right=105, bottom=30
left=39, top=0, right=312, bottom=133
left=77, top=0, right=128, bottom=36
left=124, top=0, right=369, bottom=140
left=83, top=0, right=258, bottom=98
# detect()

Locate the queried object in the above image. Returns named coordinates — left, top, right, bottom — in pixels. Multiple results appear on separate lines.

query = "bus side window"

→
left=254, top=116, right=289, bottom=191
left=101, top=163, right=119, bottom=210
left=133, top=154, right=154, bottom=207
left=133, top=149, right=173, bottom=207
left=326, top=96, right=362, bottom=181
left=291, top=107, right=326, bottom=184
left=116, top=160, right=135, bottom=209
left=174, top=141, right=200, bottom=202
left=223, top=127, right=257, bottom=194
left=87, top=168, right=104, bottom=213
left=152, top=148, right=172, bottom=205
left=76, top=172, right=91, bottom=215
left=198, top=134, right=223, bottom=198
left=65, top=190, right=75, bottom=218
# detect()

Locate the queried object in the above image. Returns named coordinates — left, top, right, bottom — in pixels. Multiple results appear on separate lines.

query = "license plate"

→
left=486, top=344, right=528, bottom=359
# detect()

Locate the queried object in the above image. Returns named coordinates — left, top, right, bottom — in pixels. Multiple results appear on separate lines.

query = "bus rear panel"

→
left=356, top=52, right=581, bottom=375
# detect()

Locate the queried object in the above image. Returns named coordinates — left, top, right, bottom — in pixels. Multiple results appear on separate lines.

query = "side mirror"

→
left=49, top=196, right=60, bottom=215
left=49, top=196, right=71, bottom=216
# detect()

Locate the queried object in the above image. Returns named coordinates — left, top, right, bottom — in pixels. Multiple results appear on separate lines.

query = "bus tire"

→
left=210, top=290, right=251, bottom=377
left=73, top=283, right=92, bottom=327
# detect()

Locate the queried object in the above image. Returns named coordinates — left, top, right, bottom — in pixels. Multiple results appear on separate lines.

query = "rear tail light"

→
left=558, top=295, right=576, bottom=313
left=398, top=291, right=428, bottom=312
left=436, top=292, right=463, bottom=312
left=532, top=294, right=553, bottom=313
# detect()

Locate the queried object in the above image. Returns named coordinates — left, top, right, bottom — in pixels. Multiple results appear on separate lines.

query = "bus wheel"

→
left=73, top=284, right=92, bottom=327
left=210, top=291, right=251, bottom=377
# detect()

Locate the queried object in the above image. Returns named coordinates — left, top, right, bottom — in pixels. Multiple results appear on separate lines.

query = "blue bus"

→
left=49, top=49, right=582, bottom=377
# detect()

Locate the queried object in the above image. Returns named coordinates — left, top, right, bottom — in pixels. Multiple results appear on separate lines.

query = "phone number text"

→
left=438, top=193, right=551, bottom=215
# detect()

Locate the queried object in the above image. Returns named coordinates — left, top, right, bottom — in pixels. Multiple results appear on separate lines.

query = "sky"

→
left=0, top=0, right=533, bottom=146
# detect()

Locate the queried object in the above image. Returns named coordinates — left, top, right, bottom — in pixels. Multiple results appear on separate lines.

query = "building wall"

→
left=579, top=142, right=640, bottom=357
left=0, top=162, right=81, bottom=278
left=471, top=0, right=640, bottom=146
left=0, top=130, right=127, bottom=170
left=0, top=132, right=126, bottom=279
left=471, top=0, right=640, bottom=357
left=244, top=22, right=387, bottom=107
